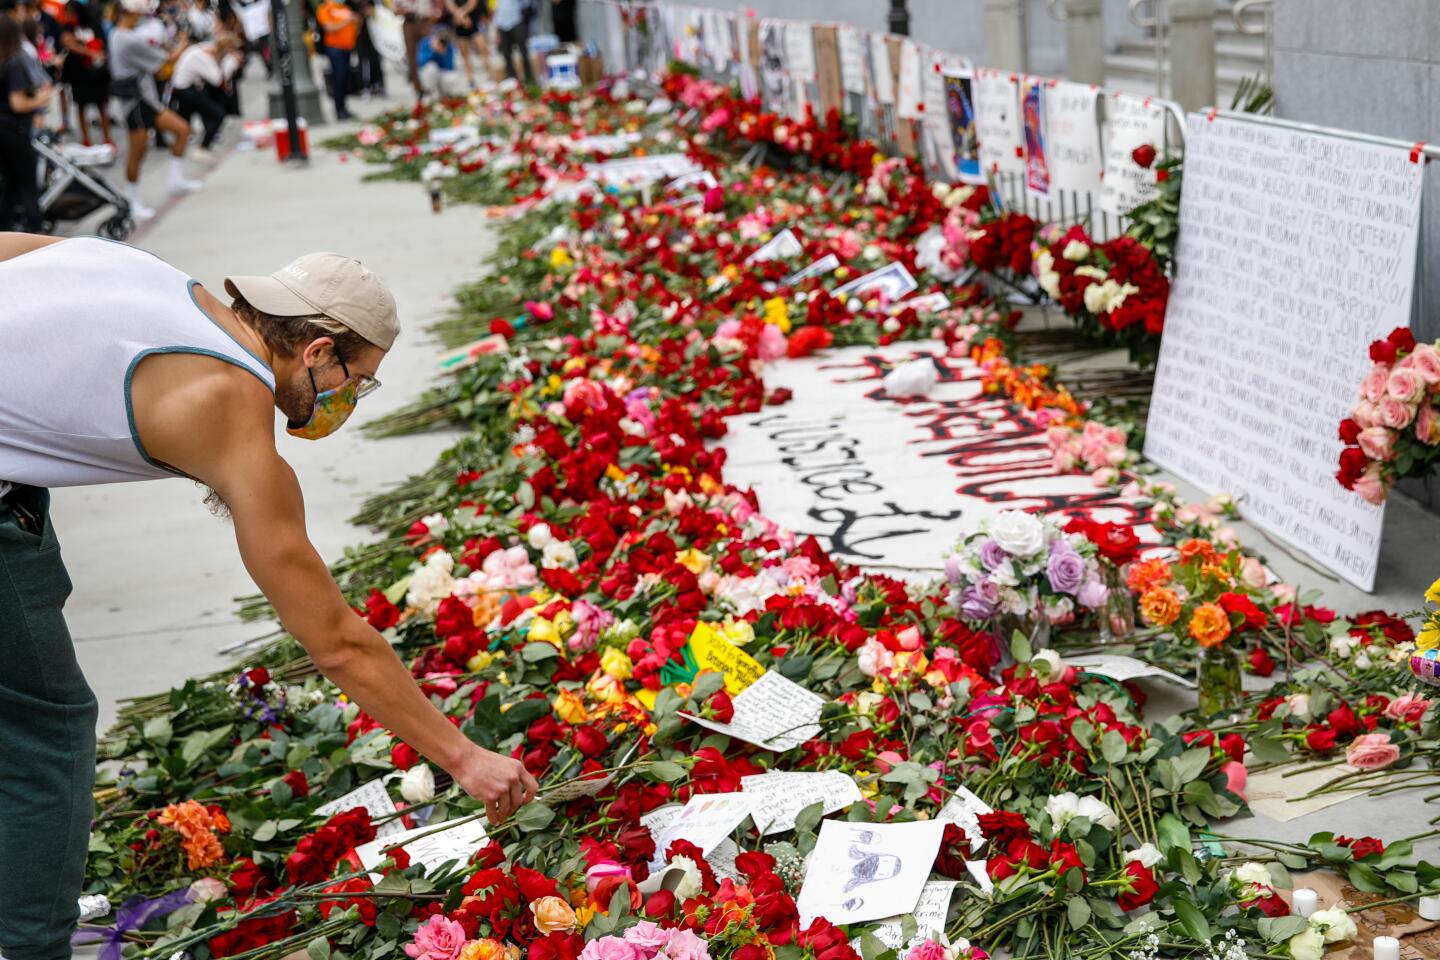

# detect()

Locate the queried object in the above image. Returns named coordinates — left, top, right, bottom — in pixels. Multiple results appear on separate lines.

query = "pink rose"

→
left=585, top=860, right=630, bottom=893
left=1352, top=465, right=1388, bottom=505
left=579, top=937, right=643, bottom=960
left=622, top=922, right=670, bottom=957
left=757, top=324, right=787, bottom=362
left=1384, top=693, right=1432, bottom=725
left=906, top=941, right=949, bottom=960
left=1412, top=343, right=1440, bottom=384
left=1221, top=760, right=1248, bottom=801
left=1388, top=367, right=1422, bottom=402
left=1378, top=398, right=1416, bottom=430
left=966, top=718, right=995, bottom=751
left=874, top=749, right=905, bottom=773
left=1418, top=402, right=1440, bottom=445
left=404, top=916, right=467, bottom=960
left=1361, top=366, right=1390, bottom=403
left=660, top=929, right=710, bottom=960
left=1351, top=400, right=1377, bottom=429
left=1357, top=426, right=1396, bottom=462
left=1346, top=732, right=1400, bottom=770
left=1240, top=556, right=1267, bottom=589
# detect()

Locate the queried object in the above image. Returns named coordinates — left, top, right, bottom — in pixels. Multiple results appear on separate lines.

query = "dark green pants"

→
left=0, top=487, right=97, bottom=960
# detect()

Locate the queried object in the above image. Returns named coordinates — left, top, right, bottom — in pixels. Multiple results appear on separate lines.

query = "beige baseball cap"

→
left=225, top=253, right=400, bottom=351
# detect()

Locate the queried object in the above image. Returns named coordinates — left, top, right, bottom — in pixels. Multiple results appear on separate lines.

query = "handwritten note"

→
left=974, top=70, right=1024, bottom=180
left=1068, top=654, right=1195, bottom=688
left=355, top=818, right=487, bottom=879
left=679, top=670, right=824, bottom=752
left=741, top=770, right=863, bottom=834
left=937, top=785, right=991, bottom=852
left=1099, top=93, right=1166, bottom=216
left=868, top=33, right=893, bottom=105
left=746, top=228, right=804, bottom=265
left=796, top=819, right=946, bottom=926
left=784, top=254, right=840, bottom=286
left=317, top=779, right=405, bottom=839
left=584, top=154, right=703, bottom=188
left=837, top=25, right=865, bottom=94
left=1144, top=115, right=1422, bottom=591
left=854, top=880, right=958, bottom=951
left=649, top=792, right=755, bottom=863
left=785, top=22, right=816, bottom=83
left=834, top=262, right=918, bottom=302
left=688, top=621, right=766, bottom=694
left=1045, top=81, right=1102, bottom=195
left=895, top=40, right=923, bottom=120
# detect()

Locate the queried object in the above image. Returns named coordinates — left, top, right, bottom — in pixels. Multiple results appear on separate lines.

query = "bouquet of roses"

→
left=1335, top=326, right=1440, bottom=504
left=945, top=510, right=1108, bottom=627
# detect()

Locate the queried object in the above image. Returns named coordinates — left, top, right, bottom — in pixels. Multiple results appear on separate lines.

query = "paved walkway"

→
left=47, top=63, right=494, bottom=731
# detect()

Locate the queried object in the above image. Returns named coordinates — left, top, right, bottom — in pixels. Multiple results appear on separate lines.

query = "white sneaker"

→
left=168, top=175, right=204, bottom=194
left=190, top=146, right=215, bottom=163
left=130, top=201, right=156, bottom=221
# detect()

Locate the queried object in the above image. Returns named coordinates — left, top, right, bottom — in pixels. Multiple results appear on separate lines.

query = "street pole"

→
left=888, top=0, right=909, bottom=35
left=270, top=0, right=308, bottom=163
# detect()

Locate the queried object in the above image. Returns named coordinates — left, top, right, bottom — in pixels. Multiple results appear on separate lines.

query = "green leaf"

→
left=307, top=937, right=332, bottom=960
left=513, top=803, right=556, bottom=832
left=646, top=760, right=688, bottom=782
left=1257, top=916, right=1310, bottom=943
left=252, top=819, right=278, bottom=842
left=1173, top=746, right=1211, bottom=786
left=1156, top=813, right=1192, bottom=854
left=143, top=716, right=173, bottom=746
left=1067, top=896, right=1092, bottom=931
left=792, top=801, right=825, bottom=836
left=520, top=642, right=560, bottom=662
left=516, top=481, right=536, bottom=510
left=858, top=933, right=889, bottom=960
left=1010, top=629, right=1032, bottom=665
left=270, top=780, right=294, bottom=807
left=1249, top=736, right=1290, bottom=764
left=1172, top=897, right=1212, bottom=942
left=1101, top=729, right=1129, bottom=764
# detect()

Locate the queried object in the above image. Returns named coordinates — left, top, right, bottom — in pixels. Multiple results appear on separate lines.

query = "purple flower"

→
left=1046, top=543, right=1086, bottom=595
left=979, top=539, right=1009, bottom=570
left=959, top=582, right=998, bottom=619
left=1075, top=575, right=1109, bottom=610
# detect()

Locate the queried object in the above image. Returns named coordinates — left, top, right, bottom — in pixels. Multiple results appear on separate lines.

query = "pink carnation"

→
left=404, top=916, right=467, bottom=960
left=579, top=938, right=642, bottom=960
left=906, top=941, right=949, bottom=960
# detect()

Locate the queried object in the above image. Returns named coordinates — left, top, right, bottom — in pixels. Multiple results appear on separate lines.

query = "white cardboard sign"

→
left=355, top=817, right=487, bottom=879
left=315, top=779, right=406, bottom=839
left=1144, top=114, right=1423, bottom=591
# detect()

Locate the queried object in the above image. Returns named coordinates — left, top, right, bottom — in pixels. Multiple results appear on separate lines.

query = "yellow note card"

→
left=689, top=622, right=765, bottom=694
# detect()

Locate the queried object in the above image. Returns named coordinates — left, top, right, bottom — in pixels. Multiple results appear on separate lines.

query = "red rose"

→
left=282, top=770, right=309, bottom=799
left=363, top=589, right=401, bottom=630
left=1336, top=835, right=1386, bottom=860
left=1049, top=840, right=1086, bottom=880
left=1338, top=418, right=1361, bottom=445
left=786, top=326, right=834, bottom=359
left=934, top=823, right=973, bottom=879
left=1218, top=592, right=1266, bottom=631
left=1370, top=338, right=1398, bottom=365
left=1254, top=891, right=1291, bottom=917
left=1088, top=521, right=1140, bottom=566
left=1247, top=646, right=1275, bottom=677
left=1117, top=860, right=1159, bottom=910
left=529, top=933, right=584, bottom=960
left=1220, top=734, right=1246, bottom=764
left=642, top=889, right=676, bottom=919
left=1389, top=327, right=1417, bottom=354
left=1305, top=727, right=1337, bottom=753
left=976, top=810, right=1032, bottom=847
left=491, top=318, right=516, bottom=339
left=706, top=689, right=735, bottom=723
left=390, top=742, right=420, bottom=770
left=1327, top=702, right=1362, bottom=738
left=245, top=667, right=270, bottom=688
left=1131, top=144, right=1157, bottom=169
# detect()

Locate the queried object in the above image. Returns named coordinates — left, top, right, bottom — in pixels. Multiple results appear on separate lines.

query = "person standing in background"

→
left=59, top=0, right=111, bottom=146
left=315, top=0, right=356, bottom=119
left=439, top=0, right=483, bottom=89
left=551, top=0, right=574, bottom=44
left=354, top=0, right=383, bottom=98
left=492, top=0, right=529, bottom=85
left=169, top=29, right=236, bottom=159
left=392, top=0, right=432, bottom=98
left=0, top=16, right=52, bottom=230
left=109, top=0, right=201, bottom=219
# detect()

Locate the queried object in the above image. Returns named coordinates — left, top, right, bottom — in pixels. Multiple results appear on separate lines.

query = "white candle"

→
left=1292, top=887, right=1318, bottom=918
left=1419, top=894, right=1440, bottom=921
left=1373, top=935, right=1400, bottom=960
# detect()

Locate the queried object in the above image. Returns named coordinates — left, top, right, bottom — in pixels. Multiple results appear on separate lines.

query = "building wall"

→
left=1272, top=0, right=1439, bottom=340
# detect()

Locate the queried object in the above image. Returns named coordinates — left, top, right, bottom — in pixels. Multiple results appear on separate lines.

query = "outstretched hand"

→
left=451, top=745, right=540, bottom=824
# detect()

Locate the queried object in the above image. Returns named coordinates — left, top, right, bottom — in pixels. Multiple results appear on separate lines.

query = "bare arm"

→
left=9, top=86, right=55, bottom=113
left=0, top=232, right=64, bottom=262
left=142, top=366, right=538, bottom=821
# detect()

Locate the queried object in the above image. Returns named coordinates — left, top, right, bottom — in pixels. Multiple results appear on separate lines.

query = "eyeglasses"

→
left=338, top=357, right=382, bottom=399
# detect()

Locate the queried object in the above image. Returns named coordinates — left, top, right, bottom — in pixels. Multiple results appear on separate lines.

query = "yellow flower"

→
left=1418, top=623, right=1440, bottom=652
left=528, top=617, right=562, bottom=648
left=719, top=618, right=755, bottom=649
left=549, top=246, right=572, bottom=269
left=466, top=650, right=496, bottom=672
left=606, top=464, right=628, bottom=483
left=458, top=940, right=509, bottom=960
left=574, top=904, right=596, bottom=930
left=553, top=689, right=588, bottom=725
left=587, top=672, right=627, bottom=703
left=1427, top=577, right=1440, bottom=604
left=530, top=895, right=578, bottom=934
left=600, top=647, right=634, bottom=681
left=675, top=548, right=711, bottom=575
left=552, top=609, right=575, bottom=638
left=762, top=296, right=791, bottom=334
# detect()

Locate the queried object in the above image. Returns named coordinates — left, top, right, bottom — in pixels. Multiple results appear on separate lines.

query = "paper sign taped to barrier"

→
left=974, top=70, right=1024, bottom=179
left=746, top=228, right=804, bottom=264
left=895, top=40, right=922, bottom=121
left=838, top=25, right=866, bottom=94
left=852, top=880, right=958, bottom=952
left=688, top=621, right=766, bottom=694
left=785, top=21, right=816, bottom=83
left=741, top=770, right=863, bottom=834
left=1068, top=654, right=1196, bottom=688
left=316, top=779, right=406, bottom=839
left=1045, top=81, right=1102, bottom=195
left=679, top=670, right=824, bottom=751
left=868, top=33, right=893, bottom=105
left=356, top=818, right=487, bottom=879
left=937, top=786, right=991, bottom=852
left=1099, top=93, right=1166, bottom=216
left=796, top=819, right=947, bottom=926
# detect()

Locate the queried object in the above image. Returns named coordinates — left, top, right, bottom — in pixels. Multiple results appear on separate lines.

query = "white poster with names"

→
left=1145, top=114, right=1424, bottom=591
left=1045, top=81, right=1103, bottom=195
left=796, top=819, right=946, bottom=926
left=785, top=21, right=817, bottom=83
left=648, top=792, right=755, bottom=862
left=1100, top=93, right=1167, bottom=217
left=852, top=880, right=957, bottom=952
left=837, top=25, right=867, bottom=94
left=974, top=70, right=1024, bottom=180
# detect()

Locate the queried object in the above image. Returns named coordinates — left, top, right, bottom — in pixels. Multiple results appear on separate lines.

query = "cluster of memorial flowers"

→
left=81, top=72, right=1440, bottom=960
left=1336, top=326, right=1440, bottom=505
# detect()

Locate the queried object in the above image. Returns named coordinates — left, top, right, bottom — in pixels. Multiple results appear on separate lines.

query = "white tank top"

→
left=0, top=238, right=276, bottom=489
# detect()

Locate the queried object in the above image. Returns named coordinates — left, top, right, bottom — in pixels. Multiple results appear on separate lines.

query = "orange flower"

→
left=1139, top=588, right=1182, bottom=627
left=157, top=800, right=226, bottom=871
left=1126, top=558, right=1172, bottom=594
left=1177, top=539, right=1217, bottom=565
left=1188, top=602, right=1232, bottom=648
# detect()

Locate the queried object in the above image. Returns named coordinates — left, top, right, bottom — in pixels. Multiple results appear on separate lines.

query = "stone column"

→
left=1064, top=0, right=1104, bottom=84
left=1167, top=0, right=1215, bottom=111
left=984, top=0, right=1027, bottom=72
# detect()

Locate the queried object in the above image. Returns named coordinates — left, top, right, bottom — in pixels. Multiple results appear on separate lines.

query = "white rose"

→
left=1285, top=693, right=1311, bottom=719
left=527, top=523, right=554, bottom=549
left=1083, top=279, right=1112, bottom=315
left=1125, top=843, right=1163, bottom=868
left=989, top=511, right=1047, bottom=558
left=1309, top=908, right=1357, bottom=944
left=1045, top=791, right=1081, bottom=829
left=1031, top=649, right=1064, bottom=681
left=541, top=540, right=577, bottom=569
left=1076, top=795, right=1121, bottom=830
left=400, top=764, right=436, bottom=804
left=669, top=856, right=704, bottom=901
left=1287, top=928, right=1324, bottom=960
left=1231, top=862, right=1273, bottom=889
left=1062, top=239, right=1091, bottom=261
left=420, top=512, right=450, bottom=535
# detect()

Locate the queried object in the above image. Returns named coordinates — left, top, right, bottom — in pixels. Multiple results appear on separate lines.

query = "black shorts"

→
left=444, top=10, right=484, bottom=36
left=123, top=99, right=158, bottom=132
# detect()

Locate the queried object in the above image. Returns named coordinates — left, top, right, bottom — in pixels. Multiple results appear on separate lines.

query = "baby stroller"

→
left=32, top=132, right=135, bottom=239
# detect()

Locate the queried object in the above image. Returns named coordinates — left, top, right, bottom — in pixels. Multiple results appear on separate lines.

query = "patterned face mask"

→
left=286, top=366, right=359, bottom=440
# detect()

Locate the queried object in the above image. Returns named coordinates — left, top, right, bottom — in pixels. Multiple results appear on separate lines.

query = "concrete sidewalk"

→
left=50, top=65, right=494, bottom=732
